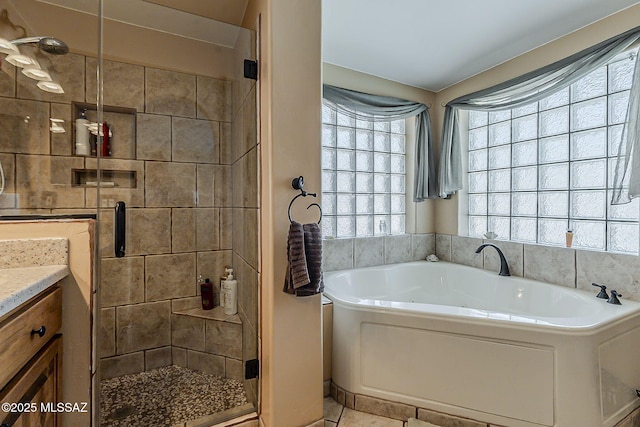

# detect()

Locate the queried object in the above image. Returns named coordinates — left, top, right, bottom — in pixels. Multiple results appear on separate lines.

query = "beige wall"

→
left=432, top=3, right=640, bottom=235
left=244, top=0, right=324, bottom=426
left=323, top=64, right=437, bottom=233
left=0, top=219, right=93, bottom=426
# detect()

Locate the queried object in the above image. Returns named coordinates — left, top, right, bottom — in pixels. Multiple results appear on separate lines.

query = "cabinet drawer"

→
left=0, top=287, right=62, bottom=389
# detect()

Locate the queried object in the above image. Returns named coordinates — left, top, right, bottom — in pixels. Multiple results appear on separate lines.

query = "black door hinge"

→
left=245, top=358, right=259, bottom=379
left=244, top=59, right=258, bottom=80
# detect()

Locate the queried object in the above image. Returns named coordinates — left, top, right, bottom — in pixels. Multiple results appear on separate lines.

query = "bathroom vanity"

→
left=0, top=265, right=68, bottom=427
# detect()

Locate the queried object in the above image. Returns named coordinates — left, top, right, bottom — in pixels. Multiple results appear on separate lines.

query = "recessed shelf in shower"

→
left=72, top=169, right=137, bottom=188
left=71, top=102, right=137, bottom=158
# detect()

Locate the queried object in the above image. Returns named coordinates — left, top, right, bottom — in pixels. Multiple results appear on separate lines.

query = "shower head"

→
left=38, top=37, right=68, bottom=55
left=11, top=36, right=69, bottom=55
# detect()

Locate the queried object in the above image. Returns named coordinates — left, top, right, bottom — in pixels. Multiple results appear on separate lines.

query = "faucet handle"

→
left=592, top=283, right=609, bottom=299
left=608, top=290, right=622, bottom=305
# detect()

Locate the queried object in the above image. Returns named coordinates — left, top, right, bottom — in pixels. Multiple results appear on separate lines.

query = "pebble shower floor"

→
left=100, top=365, right=248, bottom=426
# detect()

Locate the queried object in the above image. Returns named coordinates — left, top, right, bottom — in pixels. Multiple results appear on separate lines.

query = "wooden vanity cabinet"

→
left=0, top=286, right=63, bottom=427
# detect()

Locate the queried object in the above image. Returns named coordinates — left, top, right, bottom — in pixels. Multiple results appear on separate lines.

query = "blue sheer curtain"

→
left=438, top=26, right=640, bottom=199
left=323, top=84, right=437, bottom=200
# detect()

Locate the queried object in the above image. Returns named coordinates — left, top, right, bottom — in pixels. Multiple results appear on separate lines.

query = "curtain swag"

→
left=323, top=84, right=437, bottom=201
left=438, top=25, right=640, bottom=200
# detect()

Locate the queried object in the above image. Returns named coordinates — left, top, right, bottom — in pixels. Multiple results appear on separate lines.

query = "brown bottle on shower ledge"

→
left=201, top=278, right=214, bottom=310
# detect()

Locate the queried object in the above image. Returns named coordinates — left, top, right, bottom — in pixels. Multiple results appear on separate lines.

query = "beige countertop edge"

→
left=0, top=265, right=69, bottom=319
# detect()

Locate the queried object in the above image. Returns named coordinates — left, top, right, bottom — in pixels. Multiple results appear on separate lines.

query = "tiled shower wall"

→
left=0, top=52, right=257, bottom=387
left=94, top=58, right=239, bottom=380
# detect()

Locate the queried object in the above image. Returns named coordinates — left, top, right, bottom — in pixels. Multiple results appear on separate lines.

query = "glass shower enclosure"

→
left=0, top=0, right=259, bottom=425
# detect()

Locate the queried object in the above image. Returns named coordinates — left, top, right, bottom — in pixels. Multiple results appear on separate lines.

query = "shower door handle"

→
left=115, top=201, right=126, bottom=258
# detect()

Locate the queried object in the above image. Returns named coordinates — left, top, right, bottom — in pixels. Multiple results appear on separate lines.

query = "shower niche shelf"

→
left=73, top=102, right=137, bottom=116
left=72, top=169, right=137, bottom=188
left=72, top=102, right=137, bottom=159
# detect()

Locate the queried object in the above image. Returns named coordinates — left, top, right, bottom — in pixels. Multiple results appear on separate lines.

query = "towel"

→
left=284, top=221, right=323, bottom=297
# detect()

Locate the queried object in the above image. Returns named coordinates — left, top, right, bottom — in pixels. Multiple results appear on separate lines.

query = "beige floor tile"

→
left=338, top=408, right=403, bottom=426
left=324, top=397, right=343, bottom=422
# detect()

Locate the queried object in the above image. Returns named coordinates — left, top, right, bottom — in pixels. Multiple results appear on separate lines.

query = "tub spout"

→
left=475, top=243, right=511, bottom=277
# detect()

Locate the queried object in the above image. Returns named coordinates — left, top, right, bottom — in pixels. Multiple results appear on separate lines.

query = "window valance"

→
left=323, top=84, right=437, bottom=201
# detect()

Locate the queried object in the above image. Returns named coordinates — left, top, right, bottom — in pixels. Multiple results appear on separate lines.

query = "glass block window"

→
left=322, top=102, right=406, bottom=238
left=467, top=49, right=639, bottom=254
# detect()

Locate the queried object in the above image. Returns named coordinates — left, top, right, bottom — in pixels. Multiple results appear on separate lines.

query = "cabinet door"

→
left=0, top=287, right=62, bottom=389
left=0, top=336, right=62, bottom=427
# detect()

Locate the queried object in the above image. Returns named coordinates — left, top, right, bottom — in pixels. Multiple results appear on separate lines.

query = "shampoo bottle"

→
left=75, top=109, right=90, bottom=156
left=201, top=278, right=214, bottom=310
left=223, top=269, right=238, bottom=315
left=101, top=121, right=111, bottom=157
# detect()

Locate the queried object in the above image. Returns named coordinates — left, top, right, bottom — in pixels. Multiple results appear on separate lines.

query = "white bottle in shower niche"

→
left=75, top=109, right=90, bottom=156
left=223, top=269, right=238, bottom=315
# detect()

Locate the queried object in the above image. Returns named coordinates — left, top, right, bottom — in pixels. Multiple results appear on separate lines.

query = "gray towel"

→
left=284, top=221, right=323, bottom=296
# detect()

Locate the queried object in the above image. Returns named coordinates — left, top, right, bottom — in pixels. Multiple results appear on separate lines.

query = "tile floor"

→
left=100, top=365, right=249, bottom=426
left=324, top=397, right=408, bottom=427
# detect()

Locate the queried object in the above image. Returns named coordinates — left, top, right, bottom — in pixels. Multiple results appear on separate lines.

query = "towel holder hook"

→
left=288, top=176, right=322, bottom=224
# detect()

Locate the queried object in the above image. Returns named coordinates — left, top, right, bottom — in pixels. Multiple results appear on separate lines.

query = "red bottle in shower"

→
left=201, top=278, right=214, bottom=310
left=102, top=122, right=111, bottom=157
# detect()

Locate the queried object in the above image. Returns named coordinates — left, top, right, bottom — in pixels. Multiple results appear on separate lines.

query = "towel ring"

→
left=288, top=194, right=322, bottom=224
left=288, top=176, right=322, bottom=224
left=306, top=202, right=322, bottom=224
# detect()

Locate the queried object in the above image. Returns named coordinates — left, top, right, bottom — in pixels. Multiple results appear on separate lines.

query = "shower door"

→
left=95, top=2, right=259, bottom=426
left=0, top=1, right=101, bottom=426
left=0, top=1, right=259, bottom=423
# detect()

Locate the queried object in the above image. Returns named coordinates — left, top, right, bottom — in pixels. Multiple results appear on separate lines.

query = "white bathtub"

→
left=324, top=261, right=640, bottom=427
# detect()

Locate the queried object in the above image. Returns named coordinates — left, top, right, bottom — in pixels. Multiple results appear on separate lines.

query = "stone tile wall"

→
left=436, top=234, right=640, bottom=302
left=0, top=53, right=257, bottom=383
left=170, top=308, right=244, bottom=381
left=322, top=234, right=435, bottom=272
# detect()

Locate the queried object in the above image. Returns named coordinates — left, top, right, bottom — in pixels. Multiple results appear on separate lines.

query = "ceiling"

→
left=35, top=0, right=244, bottom=47
left=142, top=0, right=248, bottom=26
left=322, top=0, right=640, bottom=92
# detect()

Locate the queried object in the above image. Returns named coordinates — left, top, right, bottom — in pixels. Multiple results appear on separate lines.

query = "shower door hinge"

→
left=244, top=59, right=258, bottom=80
left=245, top=358, right=259, bottom=379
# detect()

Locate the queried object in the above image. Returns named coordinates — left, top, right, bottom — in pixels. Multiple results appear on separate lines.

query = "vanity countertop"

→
left=0, top=265, right=69, bottom=319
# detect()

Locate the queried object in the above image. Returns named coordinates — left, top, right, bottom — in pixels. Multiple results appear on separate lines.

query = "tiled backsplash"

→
left=322, top=234, right=435, bottom=271
left=436, top=234, right=640, bottom=302
left=323, top=232, right=640, bottom=302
